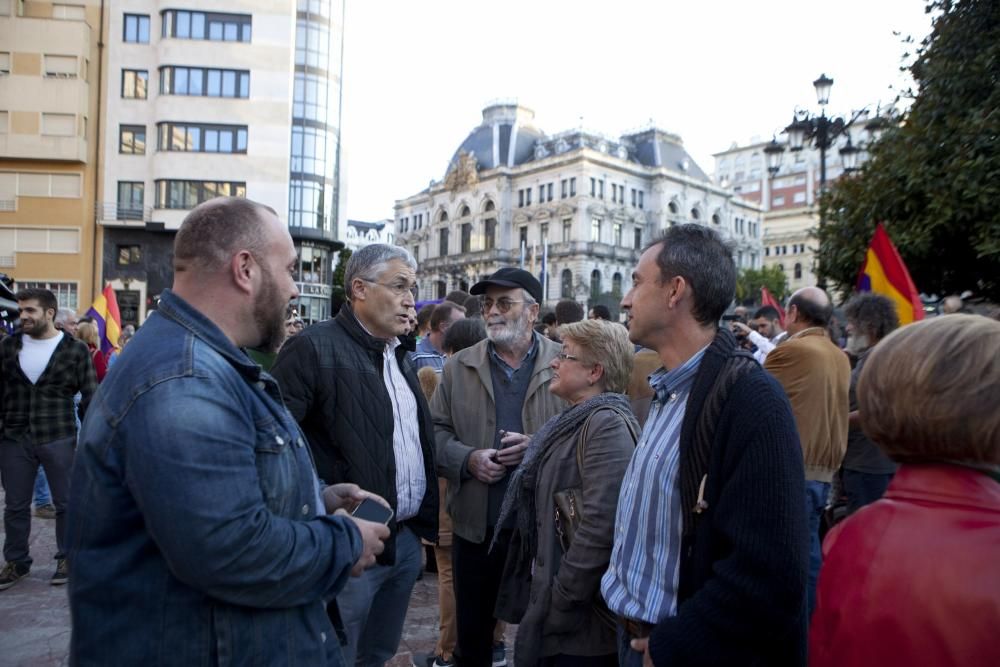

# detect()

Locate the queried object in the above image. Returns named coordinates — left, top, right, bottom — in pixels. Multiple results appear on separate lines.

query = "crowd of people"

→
left=0, top=195, right=997, bottom=667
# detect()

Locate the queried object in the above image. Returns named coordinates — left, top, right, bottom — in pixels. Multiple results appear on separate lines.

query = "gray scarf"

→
left=490, top=391, right=633, bottom=558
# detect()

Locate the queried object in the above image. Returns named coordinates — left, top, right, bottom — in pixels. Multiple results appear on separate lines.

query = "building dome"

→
left=447, top=102, right=546, bottom=175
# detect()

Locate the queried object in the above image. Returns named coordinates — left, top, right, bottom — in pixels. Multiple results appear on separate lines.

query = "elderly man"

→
left=764, top=286, right=851, bottom=617
left=272, top=243, right=438, bottom=667
left=603, top=224, right=807, bottom=667
left=67, top=198, right=388, bottom=664
left=411, top=301, right=466, bottom=373
left=841, top=293, right=899, bottom=512
left=432, top=267, right=565, bottom=667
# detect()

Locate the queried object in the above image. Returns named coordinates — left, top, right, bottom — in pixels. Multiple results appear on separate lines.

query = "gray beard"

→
left=487, top=311, right=532, bottom=351
left=845, top=333, right=870, bottom=357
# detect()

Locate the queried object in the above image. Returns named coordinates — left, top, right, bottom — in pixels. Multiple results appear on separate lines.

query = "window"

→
left=41, top=113, right=75, bottom=136
left=158, top=122, right=247, bottom=153
left=634, top=228, right=642, bottom=250
left=119, top=125, right=145, bottom=154
left=293, top=72, right=326, bottom=119
left=484, top=219, right=496, bottom=250
left=525, top=188, right=532, bottom=206
left=518, top=189, right=524, bottom=208
left=9, top=172, right=81, bottom=197
left=612, top=272, right=623, bottom=297
left=44, top=55, right=77, bottom=78
left=765, top=247, right=770, bottom=256
left=155, top=180, right=245, bottom=209
left=591, top=270, right=602, bottom=300
left=772, top=196, right=785, bottom=207
left=631, top=188, right=637, bottom=207
left=668, top=201, right=678, bottom=215
left=638, top=191, right=644, bottom=209
left=122, top=69, right=148, bottom=98
left=793, top=191, right=806, bottom=204
left=160, top=66, right=249, bottom=98
left=123, top=14, right=150, bottom=43
left=561, top=269, right=573, bottom=298
left=461, top=223, right=471, bottom=253
left=15, top=281, right=78, bottom=310
left=117, top=182, right=144, bottom=219
left=53, top=4, right=85, bottom=20
left=598, top=180, right=605, bottom=199
left=570, top=178, right=576, bottom=196
left=296, top=18, right=331, bottom=69
left=690, top=207, right=700, bottom=220
left=562, top=218, right=572, bottom=242
left=794, top=263, right=802, bottom=280
left=590, top=177, right=596, bottom=197
left=459, top=205, right=470, bottom=217
left=561, top=179, right=567, bottom=199
left=591, top=217, right=602, bottom=243
left=538, top=185, right=545, bottom=204
left=519, top=225, right=528, bottom=249
left=540, top=223, right=549, bottom=244
left=117, top=245, right=142, bottom=265
left=161, top=10, right=251, bottom=42
left=613, top=222, right=622, bottom=247
left=1, top=229, right=80, bottom=254
left=288, top=180, right=328, bottom=230
left=438, top=228, right=449, bottom=256
left=547, top=183, right=553, bottom=202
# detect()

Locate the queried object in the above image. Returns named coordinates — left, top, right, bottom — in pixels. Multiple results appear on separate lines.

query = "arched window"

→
left=712, top=213, right=721, bottom=225
left=437, top=210, right=448, bottom=223
left=561, top=269, right=573, bottom=298
left=612, top=272, right=623, bottom=297
left=794, top=263, right=802, bottom=279
left=690, top=207, right=701, bottom=220
left=484, top=199, right=495, bottom=212
left=668, top=201, right=679, bottom=214
left=460, top=205, right=470, bottom=218
left=590, top=269, right=602, bottom=299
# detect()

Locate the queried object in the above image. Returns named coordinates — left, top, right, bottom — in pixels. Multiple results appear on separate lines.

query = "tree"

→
left=735, top=266, right=790, bottom=305
left=818, top=0, right=1000, bottom=300
left=332, top=248, right=352, bottom=290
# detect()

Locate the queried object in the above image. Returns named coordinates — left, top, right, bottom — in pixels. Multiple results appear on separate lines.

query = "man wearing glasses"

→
left=432, top=268, right=566, bottom=667
left=272, top=244, right=438, bottom=667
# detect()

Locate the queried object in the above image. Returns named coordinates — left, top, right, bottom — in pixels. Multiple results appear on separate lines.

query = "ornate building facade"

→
left=394, top=102, right=763, bottom=311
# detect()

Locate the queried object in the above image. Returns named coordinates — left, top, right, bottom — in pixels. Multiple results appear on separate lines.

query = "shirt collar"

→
left=352, top=310, right=399, bottom=352
left=488, top=331, right=539, bottom=374
left=648, top=345, right=708, bottom=404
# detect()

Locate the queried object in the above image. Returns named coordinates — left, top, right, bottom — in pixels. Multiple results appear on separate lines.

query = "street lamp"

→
left=766, top=73, right=872, bottom=290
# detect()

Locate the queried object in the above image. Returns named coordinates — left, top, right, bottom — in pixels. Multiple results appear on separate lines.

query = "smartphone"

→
left=492, top=430, right=508, bottom=463
left=351, top=498, right=394, bottom=525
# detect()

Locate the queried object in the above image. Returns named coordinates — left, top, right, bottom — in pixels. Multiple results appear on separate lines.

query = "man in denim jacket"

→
left=67, top=198, right=389, bottom=666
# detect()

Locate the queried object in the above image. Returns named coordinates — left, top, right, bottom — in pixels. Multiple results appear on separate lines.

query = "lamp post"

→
left=765, top=74, right=873, bottom=290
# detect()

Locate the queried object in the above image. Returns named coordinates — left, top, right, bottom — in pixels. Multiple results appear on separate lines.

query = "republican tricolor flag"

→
left=85, top=285, right=122, bottom=355
left=856, top=223, right=924, bottom=325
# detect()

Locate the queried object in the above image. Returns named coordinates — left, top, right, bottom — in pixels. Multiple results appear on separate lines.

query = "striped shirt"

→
left=601, top=346, right=707, bottom=623
left=381, top=335, right=427, bottom=521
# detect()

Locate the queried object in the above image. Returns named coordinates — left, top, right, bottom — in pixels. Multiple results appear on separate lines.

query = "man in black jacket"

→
left=271, top=243, right=437, bottom=667
left=601, top=225, right=808, bottom=666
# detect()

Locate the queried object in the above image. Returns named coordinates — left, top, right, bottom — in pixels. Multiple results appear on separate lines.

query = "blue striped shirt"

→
left=601, top=346, right=707, bottom=622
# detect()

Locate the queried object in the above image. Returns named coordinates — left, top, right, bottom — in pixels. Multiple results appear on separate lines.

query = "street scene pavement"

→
left=0, top=487, right=512, bottom=667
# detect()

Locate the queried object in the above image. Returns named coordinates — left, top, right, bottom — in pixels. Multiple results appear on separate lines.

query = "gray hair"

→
left=55, top=307, right=77, bottom=325
left=344, top=244, right=417, bottom=301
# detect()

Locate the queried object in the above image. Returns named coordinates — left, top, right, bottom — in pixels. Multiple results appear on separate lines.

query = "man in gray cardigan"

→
left=432, top=268, right=566, bottom=667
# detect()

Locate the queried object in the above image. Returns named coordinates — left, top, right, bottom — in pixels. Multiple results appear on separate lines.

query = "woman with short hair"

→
left=495, top=319, right=639, bottom=667
left=810, top=314, right=1000, bottom=667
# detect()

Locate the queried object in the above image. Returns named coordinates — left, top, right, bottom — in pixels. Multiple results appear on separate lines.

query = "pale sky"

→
left=340, top=0, right=933, bottom=222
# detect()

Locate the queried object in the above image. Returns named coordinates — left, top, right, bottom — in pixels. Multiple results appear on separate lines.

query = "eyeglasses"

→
left=481, top=298, right=525, bottom=314
left=363, top=278, right=416, bottom=297
left=556, top=352, right=582, bottom=362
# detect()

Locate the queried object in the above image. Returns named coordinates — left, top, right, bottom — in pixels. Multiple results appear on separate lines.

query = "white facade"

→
left=395, top=103, right=763, bottom=309
left=100, top=0, right=296, bottom=230
left=343, top=218, right=394, bottom=252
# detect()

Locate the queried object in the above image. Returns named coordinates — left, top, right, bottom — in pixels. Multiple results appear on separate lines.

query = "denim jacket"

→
left=67, top=289, right=363, bottom=666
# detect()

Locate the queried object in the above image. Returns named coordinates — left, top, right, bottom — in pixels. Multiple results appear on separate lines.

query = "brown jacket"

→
left=432, top=335, right=567, bottom=543
left=764, top=327, right=851, bottom=482
left=496, top=406, right=637, bottom=665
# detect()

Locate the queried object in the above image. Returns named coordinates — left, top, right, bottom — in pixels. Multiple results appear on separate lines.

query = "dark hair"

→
left=174, top=197, right=277, bottom=272
left=844, top=293, right=899, bottom=342
left=555, top=299, right=584, bottom=325
left=443, top=317, right=487, bottom=354
left=647, top=223, right=735, bottom=326
left=461, top=293, right=481, bottom=316
left=542, top=312, right=557, bottom=326
left=753, top=305, right=781, bottom=321
left=590, top=304, right=611, bottom=320
left=15, top=288, right=58, bottom=315
left=445, top=290, right=470, bottom=305
left=788, top=291, right=834, bottom=327
left=416, top=303, right=436, bottom=331
left=430, top=301, right=466, bottom=331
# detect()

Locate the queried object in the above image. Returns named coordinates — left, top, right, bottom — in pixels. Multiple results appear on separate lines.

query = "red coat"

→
left=810, top=464, right=1000, bottom=667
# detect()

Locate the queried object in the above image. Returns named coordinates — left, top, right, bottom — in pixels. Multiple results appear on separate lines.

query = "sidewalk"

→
left=0, top=488, right=512, bottom=666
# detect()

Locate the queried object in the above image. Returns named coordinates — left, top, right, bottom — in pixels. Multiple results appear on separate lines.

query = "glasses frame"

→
left=556, top=352, right=582, bottom=362
left=480, top=298, right=525, bottom=314
left=362, top=278, right=417, bottom=298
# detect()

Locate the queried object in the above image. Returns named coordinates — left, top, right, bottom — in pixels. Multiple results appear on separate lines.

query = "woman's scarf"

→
left=490, top=391, right=633, bottom=559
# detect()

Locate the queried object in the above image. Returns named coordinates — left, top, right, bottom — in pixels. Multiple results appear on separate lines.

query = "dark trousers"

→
left=843, top=470, right=894, bottom=515
left=1, top=435, right=75, bottom=566
left=453, top=528, right=510, bottom=667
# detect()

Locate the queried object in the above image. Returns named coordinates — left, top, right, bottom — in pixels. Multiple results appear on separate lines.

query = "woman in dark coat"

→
left=494, top=319, right=639, bottom=667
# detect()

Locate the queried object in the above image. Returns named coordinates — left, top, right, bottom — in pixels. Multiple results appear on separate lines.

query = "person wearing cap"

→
left=431, top=267, right=566, bottom=667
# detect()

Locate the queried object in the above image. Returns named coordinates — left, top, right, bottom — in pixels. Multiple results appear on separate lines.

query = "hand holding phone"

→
left=351, top=497, right=394, bottom=525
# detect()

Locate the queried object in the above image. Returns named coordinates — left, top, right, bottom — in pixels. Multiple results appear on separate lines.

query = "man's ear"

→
left=351, top=278, right=367, bottom=302
left=665, top=276, right=687, bottom=309
left=231, top=250, right=255, bottom=295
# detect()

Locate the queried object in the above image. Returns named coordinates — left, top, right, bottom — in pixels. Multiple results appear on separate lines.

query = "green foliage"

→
left=332, top=248, right=352, bottom=289
left=819, top=0, right=1000, bottom=300
left=735, top=266, right=790, bottom=304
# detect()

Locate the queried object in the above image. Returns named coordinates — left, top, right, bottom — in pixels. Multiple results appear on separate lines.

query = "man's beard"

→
left=487, top=309, right=532, bottom=350
left=845, top=333, right=870, bottom=357
left=253, top=264, right=288, bottom=354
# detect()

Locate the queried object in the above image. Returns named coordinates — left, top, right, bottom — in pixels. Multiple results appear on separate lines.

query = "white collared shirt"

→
left=380, top=336, right=427, bottom=521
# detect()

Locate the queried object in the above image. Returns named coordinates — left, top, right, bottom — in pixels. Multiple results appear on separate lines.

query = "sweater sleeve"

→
left=648, top=374, right=808, bottom=666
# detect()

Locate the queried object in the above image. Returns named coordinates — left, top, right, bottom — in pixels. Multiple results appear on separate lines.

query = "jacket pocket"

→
left=254, top=419, right=298, bottom=518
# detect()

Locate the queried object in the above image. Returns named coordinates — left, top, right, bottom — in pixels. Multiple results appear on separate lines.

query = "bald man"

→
left=764, top=286, right=850, bottom=617
left=67, top=197, right=389, bottom=665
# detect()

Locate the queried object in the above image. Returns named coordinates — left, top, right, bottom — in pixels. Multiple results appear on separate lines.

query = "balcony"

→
left=547, top=241, right=640, bottom=263
left=0, top=132, right=87, bottom=163
left=418, top=248, right=514, bottom=272
left=96, top=202, right=153, bottom=225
